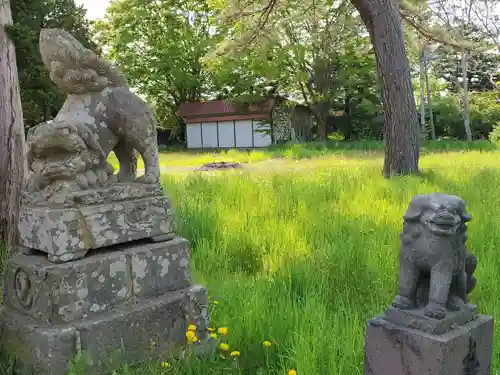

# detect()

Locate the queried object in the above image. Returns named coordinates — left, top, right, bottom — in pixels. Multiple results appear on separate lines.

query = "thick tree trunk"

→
left=351, top=0, right=420, bottom=178
left=0, top=0, right=28, bottom=253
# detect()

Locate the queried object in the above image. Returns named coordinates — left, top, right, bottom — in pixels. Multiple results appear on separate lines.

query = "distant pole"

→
left=421, top=45, right=436, bottom=140
left=0, top=0, right=28, bottom=252
left=419, top=47, right=426, bottom=138
left=423, top=59, right=436, bottom=140
left=461, top=48, right=472, bottom=141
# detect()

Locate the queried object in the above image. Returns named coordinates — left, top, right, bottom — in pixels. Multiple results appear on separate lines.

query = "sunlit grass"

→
left=2, top=143, right=500, bottom=374
left=107, top=148, right=271, bottom=170
left=107, top=139, right=497, bottom=171
left=114, top=148, right=500, bottom=374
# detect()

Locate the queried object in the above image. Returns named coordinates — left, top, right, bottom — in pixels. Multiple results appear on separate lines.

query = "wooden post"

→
left=0, top=0, right=28, bottom=252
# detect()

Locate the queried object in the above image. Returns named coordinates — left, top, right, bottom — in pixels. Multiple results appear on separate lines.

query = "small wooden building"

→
left=177, top=98, right=313, bottom=149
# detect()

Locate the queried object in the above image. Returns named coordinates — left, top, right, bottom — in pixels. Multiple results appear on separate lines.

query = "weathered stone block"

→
left=18, top=193, right=176, bottom=263
left=384, top=304, right=478, bottom=335
left=364, top=314, right=494, bottom=375
left=3, top=238, right=191, bottom=324
left=0, top=285, right=209, bottom=375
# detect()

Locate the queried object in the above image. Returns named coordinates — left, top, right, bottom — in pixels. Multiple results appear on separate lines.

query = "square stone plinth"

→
left=18, top=194, right=176, bottom=262
left=3, top=237, right=192, bottom=324
left=0, top=285, right=210, bottom=375
left=364, top=314, right=494, bottom=375
left=384, top=304, right=478, bottom=335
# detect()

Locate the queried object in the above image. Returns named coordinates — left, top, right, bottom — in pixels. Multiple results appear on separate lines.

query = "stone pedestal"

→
left=18, top=184, right=177, bottom=263
left=0, top=238, right=210, bottom=375
left=364, top=309, right=494, bottom=375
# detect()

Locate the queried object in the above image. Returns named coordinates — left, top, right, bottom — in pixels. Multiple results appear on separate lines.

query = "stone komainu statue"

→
left=392, top=193, right=477, bottom=320
left=18, top=28, right=177, bottom=262
left=27, top=28, right=161, bottom=198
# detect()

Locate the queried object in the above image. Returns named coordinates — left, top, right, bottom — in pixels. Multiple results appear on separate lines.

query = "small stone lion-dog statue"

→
left=36, top=28, right=160, bottom=185
left=392, top=193, right=477, bottom=320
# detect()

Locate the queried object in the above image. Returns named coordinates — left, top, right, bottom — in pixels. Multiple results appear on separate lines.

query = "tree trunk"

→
left=461, top=49, right=472, bottom=141
left=351, top=0, right=419, bottom=178
left=316, top=116, right=328, bottom=141
left=311, top=101, right=329, bottom=141
left=419, top=57, right=426, bottom=137
left=0, top=0, right=28, bottom=253
left=423, top=60, right=436, bottom=140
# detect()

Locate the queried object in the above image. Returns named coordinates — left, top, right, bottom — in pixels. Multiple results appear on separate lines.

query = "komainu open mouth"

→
left=428, top=214, right=460, bottom=235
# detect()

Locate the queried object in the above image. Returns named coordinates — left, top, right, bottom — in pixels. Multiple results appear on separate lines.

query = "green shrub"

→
left=432, top=92, right=500, bottom=139
left=488, top=122, right=500, bottom=146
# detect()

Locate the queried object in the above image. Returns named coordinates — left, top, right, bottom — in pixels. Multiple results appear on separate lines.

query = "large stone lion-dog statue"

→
left=34, top=28, right=160, bottom=186
left=391, top=193, right=477, bottom=320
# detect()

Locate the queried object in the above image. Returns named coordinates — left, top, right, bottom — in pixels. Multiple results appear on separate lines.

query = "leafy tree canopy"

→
left=10, top=0, right=96, bottom=128
left=94, top=0, right=221, bottom=135
left=205, top=0, right=381, bottom=139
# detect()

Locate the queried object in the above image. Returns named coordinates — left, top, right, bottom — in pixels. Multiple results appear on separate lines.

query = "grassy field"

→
left=3, top=141, right=500, bottom=374
left=108, top=139, right=497, bottom=170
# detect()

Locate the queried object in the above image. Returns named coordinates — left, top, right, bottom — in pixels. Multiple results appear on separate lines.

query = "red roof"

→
left=177, top=99, right=276, bottom=123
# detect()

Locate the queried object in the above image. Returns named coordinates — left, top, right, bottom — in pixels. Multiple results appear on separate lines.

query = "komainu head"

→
left=39, top=28, right=128, bottom=94
left=403, top=193, right=472, bottom=237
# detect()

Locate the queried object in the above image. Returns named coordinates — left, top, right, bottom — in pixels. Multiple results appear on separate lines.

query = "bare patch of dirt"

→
left=195, top=161, right=243, bottom=171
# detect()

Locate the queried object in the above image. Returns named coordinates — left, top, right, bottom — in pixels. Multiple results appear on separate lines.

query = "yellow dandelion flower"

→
left=230, top=350, right=240, bottom=357
left=219, top=343, right=229, bottom=351
left=185, top=330, right=198, bottom=343
left=210, top=333, right=217, bottom=339
left=161, top=361, right=169, bottom=368
left=217, top=327, right=228, bottom=335
left=207, top=327, right=215, bottom=332
left=288, top=369, right=297, bottom=375
left=187, top=324, right=197, bottom=332
left=263, top=340, right=272, bottom=348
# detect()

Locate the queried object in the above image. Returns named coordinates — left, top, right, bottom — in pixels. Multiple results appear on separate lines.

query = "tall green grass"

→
left=3, top=147, right=500, bottom=374
left=119, top=149, right=500, bottom=374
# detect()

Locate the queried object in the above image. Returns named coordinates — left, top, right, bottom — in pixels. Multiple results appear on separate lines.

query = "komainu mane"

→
left=26, top=28, right=161, bottom=204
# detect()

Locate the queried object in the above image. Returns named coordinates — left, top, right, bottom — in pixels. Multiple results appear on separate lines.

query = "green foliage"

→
left=432, top=45, right=500, bottom=92
left=10, top=0, right=97, bottom=128
left=328, top=97, right=383, bottom=140
left=488, top=123, right=500, bottom=145
left=206, top=0, right=380, bottom=139
left=432, top=92, right=500, bottom=139
left=94, top=0, right=221, bottom=135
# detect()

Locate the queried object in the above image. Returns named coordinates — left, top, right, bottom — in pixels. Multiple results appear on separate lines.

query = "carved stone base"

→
left=0, top=238, right=210, bottom=375
left=384, top=304, right=478, bottom=335
left=364, top=314, right=494, bottom=375
left=0, top=285, right=208, bottom=375
left=18, top=191, right=176, bottom=263
left=3, top=237, right=192, bottom=324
